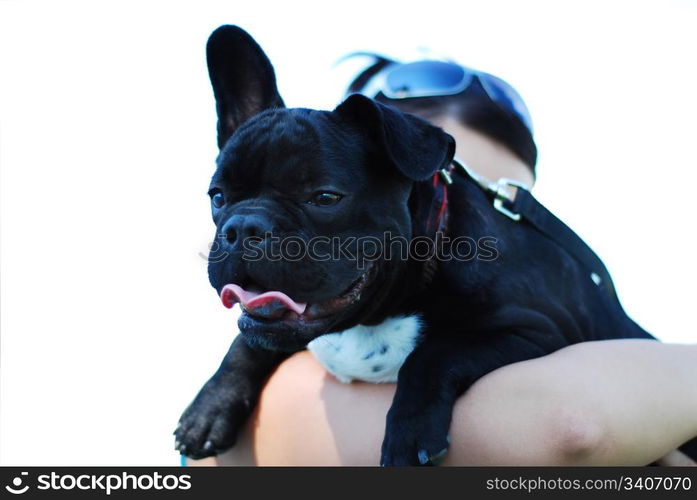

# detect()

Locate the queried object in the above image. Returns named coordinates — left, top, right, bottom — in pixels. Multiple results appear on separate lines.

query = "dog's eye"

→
left=309, top=192, right=343, bottom=207
left=210, top=191, right=225, bottom=209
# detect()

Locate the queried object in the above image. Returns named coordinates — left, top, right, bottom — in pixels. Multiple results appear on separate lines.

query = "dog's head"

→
left=205, top=26, right=454, bottom=350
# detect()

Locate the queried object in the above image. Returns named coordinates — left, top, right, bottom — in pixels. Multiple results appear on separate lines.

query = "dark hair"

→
left=345, top=54, right=538, bottom=173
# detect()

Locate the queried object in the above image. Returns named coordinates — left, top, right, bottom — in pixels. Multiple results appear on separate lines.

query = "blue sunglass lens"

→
left=374, top=61, right=534, bottom=135
left=477, top=73, right=534, bottom=133
left=384, top=61, right=468, bottom=97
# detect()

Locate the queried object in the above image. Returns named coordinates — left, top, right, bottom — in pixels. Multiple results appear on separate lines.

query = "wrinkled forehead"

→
left=213, top=108, right=371, bottom=190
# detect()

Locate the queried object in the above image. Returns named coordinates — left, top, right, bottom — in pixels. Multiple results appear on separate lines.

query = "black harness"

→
left=428, top=158, right=617, bottom=299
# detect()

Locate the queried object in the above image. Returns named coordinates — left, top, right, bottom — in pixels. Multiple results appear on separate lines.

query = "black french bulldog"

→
left=175, top=25, right=696, bottom=465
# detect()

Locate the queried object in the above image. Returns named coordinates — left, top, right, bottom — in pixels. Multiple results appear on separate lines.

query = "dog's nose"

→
left=221, top=214, right=272, bottom=247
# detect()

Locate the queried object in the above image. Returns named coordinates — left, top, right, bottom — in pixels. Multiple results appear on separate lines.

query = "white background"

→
left=1, top=0, right=695, bottom=465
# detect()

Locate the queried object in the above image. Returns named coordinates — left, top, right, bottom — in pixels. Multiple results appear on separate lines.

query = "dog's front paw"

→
left=174, top=380, right=252, bottom=459
left=380, top=410, right=451, bottom=466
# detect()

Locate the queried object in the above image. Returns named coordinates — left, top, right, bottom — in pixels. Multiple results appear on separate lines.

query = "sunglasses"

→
left=358, top=60, right=534, bottom=134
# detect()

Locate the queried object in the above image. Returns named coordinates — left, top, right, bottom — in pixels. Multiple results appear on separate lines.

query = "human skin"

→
left=185, top=119, right=696, bottom=466
left=430, top=115, right=536, bottom=189
left=188, top=342, right=697, bottom=466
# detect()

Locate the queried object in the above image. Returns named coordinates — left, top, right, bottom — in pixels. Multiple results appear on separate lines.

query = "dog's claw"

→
left=417, top=447, right=449, bottom=466
left=381, top=410, right=451, bottom=465
left=175, top=379, right=255, bottom=459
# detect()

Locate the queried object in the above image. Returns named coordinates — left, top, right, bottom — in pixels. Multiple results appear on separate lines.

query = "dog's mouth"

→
left=220, top=263, right=377, bottom=325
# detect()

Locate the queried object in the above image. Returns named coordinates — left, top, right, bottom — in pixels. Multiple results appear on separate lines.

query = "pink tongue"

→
left=220, top=284, right=307, bottom=317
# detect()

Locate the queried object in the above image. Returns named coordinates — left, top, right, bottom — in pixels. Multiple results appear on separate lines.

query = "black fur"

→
left=175, top=25, right=696, bottom=465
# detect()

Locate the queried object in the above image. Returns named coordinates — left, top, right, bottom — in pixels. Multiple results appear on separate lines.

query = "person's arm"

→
left=187, top=340, right=697, bottom=466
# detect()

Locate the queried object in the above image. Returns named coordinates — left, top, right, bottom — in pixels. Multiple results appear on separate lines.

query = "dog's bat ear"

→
left=334, top=94, right=455, bottom=181
left=207, top=25, right=285, bottom=149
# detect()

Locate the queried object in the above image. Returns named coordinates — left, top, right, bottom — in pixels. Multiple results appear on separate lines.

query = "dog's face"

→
left=205, top=26, right=454, bottom=350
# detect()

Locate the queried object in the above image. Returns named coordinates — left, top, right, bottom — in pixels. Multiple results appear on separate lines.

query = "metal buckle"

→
left=450, top=158, right=529, bottom=222
left=491, top=178, right=527, bottom=222
left=439, top=168, right=453, bottom=185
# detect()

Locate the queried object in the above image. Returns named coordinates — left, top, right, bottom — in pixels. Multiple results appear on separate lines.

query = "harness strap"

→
left=449, top=158, right=617, bottom=299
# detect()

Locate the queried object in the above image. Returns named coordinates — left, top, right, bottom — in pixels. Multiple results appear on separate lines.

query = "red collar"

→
left=424, top=165, right=453, bottom=236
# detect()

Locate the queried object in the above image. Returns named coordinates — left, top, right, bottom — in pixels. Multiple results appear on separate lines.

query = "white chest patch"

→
left=307, top=315, right=422, bottom=383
